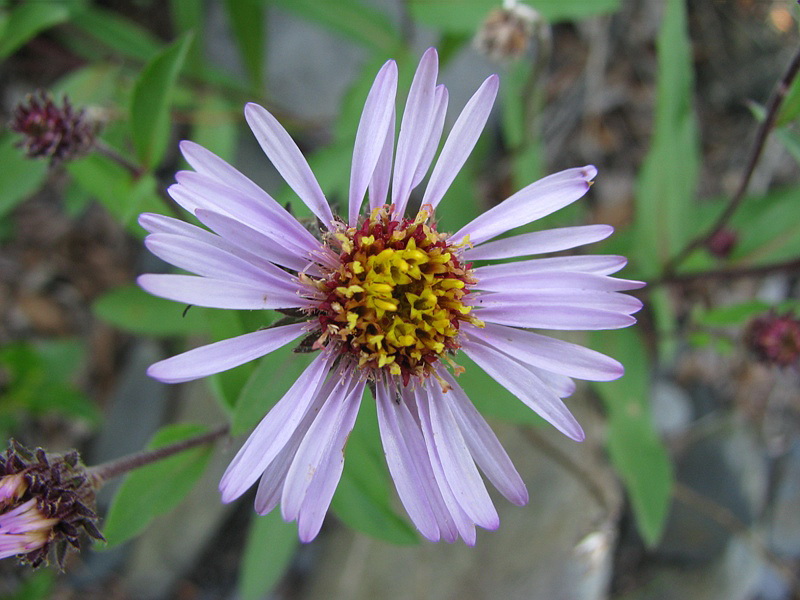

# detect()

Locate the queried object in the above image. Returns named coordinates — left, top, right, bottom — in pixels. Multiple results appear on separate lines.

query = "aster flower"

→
left=0, top=442, right=102, bottom=568
left=139, top=48, right=643, bottom=544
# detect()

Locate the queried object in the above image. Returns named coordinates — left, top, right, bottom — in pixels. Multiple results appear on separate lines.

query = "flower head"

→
left=746, top=312, right=800, bottom=367
left=9, top=90, right=97, bottom=163
left=139, top=48, right=643, bottom=544
left=0, top=441, right=103, bottom=568
left=474, top=0, right=541, bottom=61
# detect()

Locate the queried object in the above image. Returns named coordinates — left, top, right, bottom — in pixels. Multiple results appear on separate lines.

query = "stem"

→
left=93, top=140, right=145, bottom=179
left=664, top=45, right=800, bottom=275
left=87, top=423, right=229, bottom=486
left=653, top=257, right=800, bottom=288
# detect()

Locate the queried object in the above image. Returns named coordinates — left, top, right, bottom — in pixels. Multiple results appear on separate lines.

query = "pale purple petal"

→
left=474, top=302, right=637, bottom=330
left=474, top=255, right=629, bottom=279
left=451, top=166, right=598, bottom=245
left=297, top=379, right=365, bottom=541
left=473, top=270, right=646, bottom=292
left=253, top=439, right=296, bottom=515
left=349, top=60, right=398, bottom=225
left=147, top=323, right=307, bottom=384
left=220, top=352, right=334, bottom=502
left=427, top=383, right=499, bottom=529
left=139, top=212, right=201, bottom=235
left=178, top=141, right=321, bottom=251
left=437, top=369, right=528, bottom=505
left=471, top=290, right=643, bottom=315
left=411, top=84, right=448, bottom=190
left=245, top=103, right=335, bottom=228
left=194, top=209, right=319, bottom=274
left=461, top=338, right=585, bottom=441
left=375, top=381, right=440, bottom=541
left=368, top=106, right=395, bottom=211
left=421, top=75, right=498, bottom=212
left=527, top=365, right=576, bottom=398
left=137, top=274, right=306, bottom=310
left=463, top=322, right=624, bottom=382
left=464, top=224, right=614, bottom=261
left=145, top=233, right=291, bottom=287
left=414, top=387, right=477, bottom=545
left=391, top=47, right=439, bottom=216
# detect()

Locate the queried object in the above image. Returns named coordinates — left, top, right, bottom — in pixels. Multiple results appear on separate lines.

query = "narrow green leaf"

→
left=332, top=394, right=419, bottom=545
left=239, top=510, right=298, bottom=600
left=0, top=134, right=48, bottom=219
left=93, top=283, right=212, bottom=337
left=696, top=301, right=771, bottom=327
left=7, top=571, right=54, bottom=600
left=634, top=0, right=699, bottom=277
left=130, top=33, right=193, bottom=169
left=69, top=6, right=162, bottom=62
left=408, top=0, right=620, bottom=34
left=101, top=424, right=214, bottom=548
left=190, top=93, right=240, bottom=162
left=728, top=187, right=800, bottom=266
left=0, top=2, right=69, bottom=58
left=224, top=0, right=265, bottom=89
left=272, top=0, right=401, bottom=53
left=592, top=327, right=673, bottom=546
left=169, top=0, right=204, bottom=72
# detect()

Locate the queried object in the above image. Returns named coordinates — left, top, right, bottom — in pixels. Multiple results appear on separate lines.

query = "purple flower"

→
left=139, top=48, right=643, bottom=544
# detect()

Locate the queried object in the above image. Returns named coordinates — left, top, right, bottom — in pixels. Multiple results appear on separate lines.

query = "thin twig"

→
left=87, top=423, right=229, bottom=485
left=653, top=257, right=800, bottom=288
left=664, top=45, right=800, bottom=276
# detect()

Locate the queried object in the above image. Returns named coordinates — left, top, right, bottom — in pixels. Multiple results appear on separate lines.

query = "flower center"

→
left=312, top=207, right=482, bottom=383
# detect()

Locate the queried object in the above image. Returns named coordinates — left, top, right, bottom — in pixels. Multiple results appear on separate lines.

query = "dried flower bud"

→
left=0, top=441, right=103, bottom=569
left=746, top=312, right=800, bottom=368
left=8, top=90, right=98, bottom=163
left=474, top=0, right=541, bottom=61
left=706, top=227, right=738, bottom=259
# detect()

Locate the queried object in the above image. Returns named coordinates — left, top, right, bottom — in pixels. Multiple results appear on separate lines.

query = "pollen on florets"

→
left=309, top=206, right=483, bottom=384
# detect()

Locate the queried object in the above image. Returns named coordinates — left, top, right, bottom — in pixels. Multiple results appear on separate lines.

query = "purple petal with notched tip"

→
left=422, top=75, right=499, bottom=212
left=245, top=103, right=335, bottom=228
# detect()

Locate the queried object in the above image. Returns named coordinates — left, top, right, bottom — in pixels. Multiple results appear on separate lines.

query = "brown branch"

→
left=664, top=45, right=800, bottom=276
left=653, top=257, right=800, bottom=288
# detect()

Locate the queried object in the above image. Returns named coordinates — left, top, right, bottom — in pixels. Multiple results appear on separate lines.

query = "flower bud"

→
left=8, top=90, right=98, bottom=163
left=746, top=312, right=800, bottom=368
left=474, top=0, right=541, bottom=61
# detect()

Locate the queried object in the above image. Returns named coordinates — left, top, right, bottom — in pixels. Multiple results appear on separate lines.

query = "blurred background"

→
left=1, top=0, right=799, bottom=598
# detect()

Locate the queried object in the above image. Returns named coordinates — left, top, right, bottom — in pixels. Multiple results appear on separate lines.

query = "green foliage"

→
left=7, top=571, right=54, bottom=600
left=68, top=5, right=162, bottom=62
left=239, top=510, right=299, bottom=600
left=0, top=339, right=100, bottom=437
left=408, top=0, right=620, bottom=34
left=130, top=33, right=193, bottom=169
left=592, top=328, right=673, bottom=547
left=0, top=2, right=70, bottom=58
left=101, top=424, right=214, bottom=548
left=727, top=187, right=800, bottom=265
left=634, top=0, right=700, bottom=277
left=93, top=284, right=212, bottom=337
left=0, top=134, right=48, bottom=220
left=224, top=0, right=266, bottom=90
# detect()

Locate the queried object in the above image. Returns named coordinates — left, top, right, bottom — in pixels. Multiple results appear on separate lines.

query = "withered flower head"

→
left=8, top=90, right=98, bottom=163
left=0, top=441, right=103, bottom=570
left=746, top=312, right=800, bottom=368
left=474, top=0, right=541, bottom=61
left=706, top=227, right=738, bottom=259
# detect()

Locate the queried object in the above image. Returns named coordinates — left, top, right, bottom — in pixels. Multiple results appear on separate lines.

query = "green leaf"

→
left=332, top=393, right=419, bottom=544
left=591, top=327, right=673, bottom=546
left=0, top=134, right=48, bottom=219
left=233, top=344, right=314, bottom=436
left=728, top=186, right=800, bottom=266
left=93, top=283, right=213, bottom=337
left=696, top=300, right=771, bottom=327
left=190, top=93, right=240, bottom=162
left=7, top=571, right=54, bottom=600
left=102, top=424, right=214, bottom=548
left=633, top=0, right=699, bottom=277
left=67, top=154, right=163, bottom=234
left=775, top=127, right=800, bottom=164
left=272, top=0, right=401, bottom=53
left=0, top=2, right=70, bottom=58
left=68, top=6, right=162, bottom=62
left=224, top=0, right=265, bottom=90
left=408, top=0, right=620, bottom=34
left=238, top=510, right=298, bottom=600
left=130, top=33, right=193, bottom=169
left=169, top=0, right=204, bottom=72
